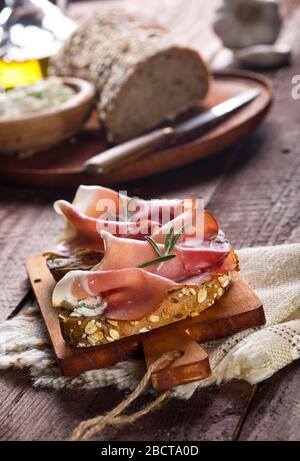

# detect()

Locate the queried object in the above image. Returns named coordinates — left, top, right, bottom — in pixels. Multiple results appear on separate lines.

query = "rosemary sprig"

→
left=164, top=223, right=189, bottom=254
left=138, top=223, right=189, bottom=269
left=144, top=235, right=163, bottom=257
left=170, top=224, right=189, bottom=247
left=164, top=224, right=174, bottom=255
left=138, top=254, right=176, bottom=269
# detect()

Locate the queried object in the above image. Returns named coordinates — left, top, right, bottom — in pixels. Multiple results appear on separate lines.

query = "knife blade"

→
left=84, top=88, right=261, bottom=175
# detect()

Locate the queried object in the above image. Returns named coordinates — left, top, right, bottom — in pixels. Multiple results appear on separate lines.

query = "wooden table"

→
left=0, top=0, right=300, bottom=441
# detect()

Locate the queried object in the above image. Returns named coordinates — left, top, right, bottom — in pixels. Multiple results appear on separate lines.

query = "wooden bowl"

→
left=0, top=77, right=96, bottom=157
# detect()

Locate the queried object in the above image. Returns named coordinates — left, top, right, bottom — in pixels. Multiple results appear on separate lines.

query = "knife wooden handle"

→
left=83, top=126, right=173, bottom=174
left=83, top=89, right=260, bottom=175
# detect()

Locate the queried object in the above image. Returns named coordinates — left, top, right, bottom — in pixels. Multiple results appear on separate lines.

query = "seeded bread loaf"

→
left=59, top=272, right=232, bottom=348
left=50, top=9, right=210, bottom=143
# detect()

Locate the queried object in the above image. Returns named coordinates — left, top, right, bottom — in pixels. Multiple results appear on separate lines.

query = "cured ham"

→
left=64, top=185, right=187, bottom=223
left=52, top=268, right=178, bottom=321
left=95, top=231, right=233, bottom=282
left=50, top=185, right=191, bottom=255
left=53, top=227, right=237, bottom=321
left=53, top=199, right=159, bottom=255
left=51, top=186, right=239, bottom=323
left=151, top=209, right=219, bottom=243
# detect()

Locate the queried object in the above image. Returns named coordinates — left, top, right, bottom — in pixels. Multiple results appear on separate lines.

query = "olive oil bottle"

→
left=0, top=57, right=48, bottom=88
left=0, top=0, right=74, bottom=88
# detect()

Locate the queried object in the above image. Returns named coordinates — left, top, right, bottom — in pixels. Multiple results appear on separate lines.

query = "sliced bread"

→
left=58, top=272, right=232, bottom=347
left=50, top=9, right=210, bottom=143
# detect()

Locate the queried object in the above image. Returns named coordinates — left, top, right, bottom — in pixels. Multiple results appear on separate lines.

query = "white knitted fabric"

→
left=0, top=244, right=299, bottom=399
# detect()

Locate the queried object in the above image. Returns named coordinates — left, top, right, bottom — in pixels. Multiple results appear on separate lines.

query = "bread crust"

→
left=46, top=250, right=102, bottom=282
left=102, top=46, right=210, bottom=143
left=58, top=272, right=232, bottom=348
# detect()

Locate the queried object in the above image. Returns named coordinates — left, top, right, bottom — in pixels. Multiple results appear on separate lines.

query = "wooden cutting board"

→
left=2, top=69, right=272, bottom=188
left=26, top=254, right=265, bottom=390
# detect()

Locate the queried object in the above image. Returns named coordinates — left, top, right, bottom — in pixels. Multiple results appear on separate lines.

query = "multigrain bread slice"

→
left=50, top=9, right=210, bottom=143
left=58, top=272, right=232, bottom=347
left=46, top=249, right=102, bottom=282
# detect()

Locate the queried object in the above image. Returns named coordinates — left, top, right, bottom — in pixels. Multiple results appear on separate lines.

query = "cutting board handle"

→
left=143, top=325, right=211, bottom=390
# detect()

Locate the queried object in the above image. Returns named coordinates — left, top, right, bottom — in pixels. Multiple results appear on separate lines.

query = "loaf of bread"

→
left=50, top=9, right=210, bottom=143
left=58, top=272, right=232, bottom=348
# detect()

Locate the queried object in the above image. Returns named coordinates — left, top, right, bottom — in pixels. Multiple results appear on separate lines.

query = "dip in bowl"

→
left=0, top=77, right=95, bottom=157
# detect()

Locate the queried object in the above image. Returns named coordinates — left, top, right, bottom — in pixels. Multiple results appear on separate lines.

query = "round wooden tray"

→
left=0, top=69, right=273, bottom=188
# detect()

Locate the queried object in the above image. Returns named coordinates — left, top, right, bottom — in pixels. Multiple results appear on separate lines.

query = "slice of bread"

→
left=58, top=272, right=232, bottom=347
left=46, top=250, right=102, bottom=282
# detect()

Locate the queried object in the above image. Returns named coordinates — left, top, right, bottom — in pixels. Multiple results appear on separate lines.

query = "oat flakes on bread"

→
left=51, top=227, right=239, bottom=348
left=58, top=272, right=232, bottom=348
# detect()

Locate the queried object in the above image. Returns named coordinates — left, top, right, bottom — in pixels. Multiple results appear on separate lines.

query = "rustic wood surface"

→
left=0, top=0, right=299, bottom=441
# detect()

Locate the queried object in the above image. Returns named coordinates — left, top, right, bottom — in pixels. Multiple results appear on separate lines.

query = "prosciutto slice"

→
left=151, top=209, right=219, bottom=243
left=64, top=185, right=187, bottom=223
left=52, top=231, right=237, bottom=321
left=52, top=186, right=239, bottom=322
left=95, top=231, right=233, bottom=282
left=51, top=185, right=189, bottom=255
left=52, top=268, right=178, bottom=321
left=53, top=199, right=158, bottom=255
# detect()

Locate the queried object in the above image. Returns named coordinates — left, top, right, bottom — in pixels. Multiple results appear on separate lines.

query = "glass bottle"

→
left=0, top=0, right=75, bottom=88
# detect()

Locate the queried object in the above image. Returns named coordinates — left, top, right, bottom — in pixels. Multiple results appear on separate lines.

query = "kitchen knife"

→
left=84, top=88, right=261, bottom=175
